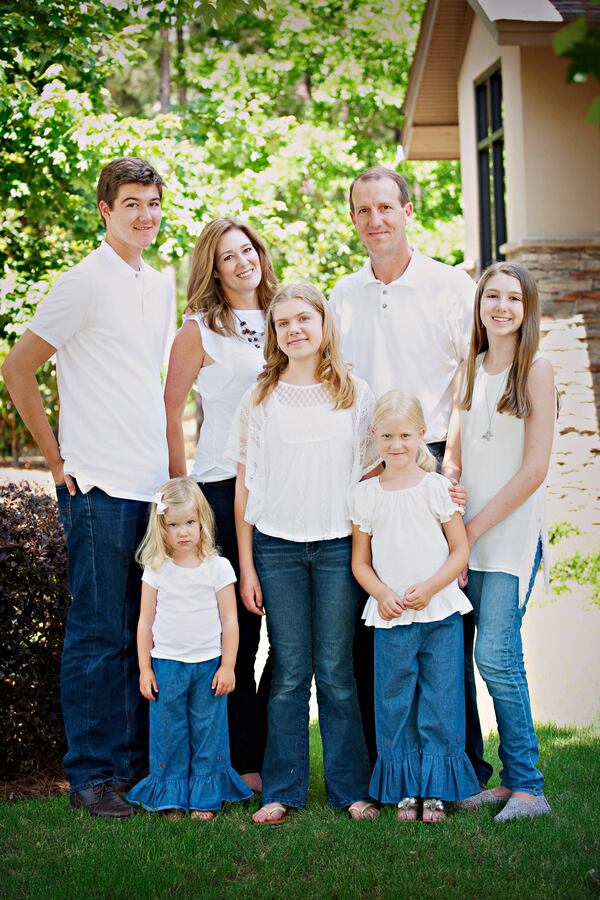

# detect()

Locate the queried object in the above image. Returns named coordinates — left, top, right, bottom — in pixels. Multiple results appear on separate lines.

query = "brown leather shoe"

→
left=111, top=780, right=135, bottom=794
left=69, top=783, right=136, bottom=818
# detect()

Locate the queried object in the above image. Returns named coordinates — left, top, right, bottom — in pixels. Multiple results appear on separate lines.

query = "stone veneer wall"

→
left=502, top=238, right=600, bottom=534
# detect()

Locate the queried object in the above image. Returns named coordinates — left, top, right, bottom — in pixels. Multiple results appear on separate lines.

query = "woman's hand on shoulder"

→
left=239, top=564, right=265, bottom=616
left=212, top=664, right=235, bottom=696
left=447, top=478, right=467, bottom=508
left=403, top=582, right=433, bottom=611
left=376, top=588, right=406, bottom=621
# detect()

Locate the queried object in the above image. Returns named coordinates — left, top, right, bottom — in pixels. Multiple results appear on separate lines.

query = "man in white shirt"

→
left=2, top=158, right=173, bottom=817
left=330, top=165, right=492, bottom=785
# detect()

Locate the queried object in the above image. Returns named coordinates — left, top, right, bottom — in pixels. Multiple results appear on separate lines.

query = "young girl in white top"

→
left=350, top=391, right=480, bottom=823
left=444, top=262, right=555, bottom=822
left=126, top=477, right=252, bottom=819
left=164, top=217, right=278, bottom=792
left=227, top=283, right=378, bottom=825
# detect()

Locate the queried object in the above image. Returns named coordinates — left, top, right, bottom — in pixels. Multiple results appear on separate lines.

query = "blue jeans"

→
left=371, top=613, right=480, bottom=803
left=56, top=485, right=150, bottom=791
left=253, top=530, right=371, bottom=808
left=464, top=543, right=544, bottom=794
left=126, top=657, right=252, bottom=811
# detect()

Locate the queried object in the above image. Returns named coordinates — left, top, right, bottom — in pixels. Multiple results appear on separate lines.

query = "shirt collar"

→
left=98, top=241, right=146, bottom=279
left=360, top=247, right=423, bottom=288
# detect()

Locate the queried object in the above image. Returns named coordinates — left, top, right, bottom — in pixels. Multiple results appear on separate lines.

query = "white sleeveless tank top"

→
left=185, top=311, right=265, bottom=482
left=460, top=352, right=550, bottom=605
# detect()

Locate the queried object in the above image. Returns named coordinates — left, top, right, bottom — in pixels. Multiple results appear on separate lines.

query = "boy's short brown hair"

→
left=96, top=158, right=165, bottom=211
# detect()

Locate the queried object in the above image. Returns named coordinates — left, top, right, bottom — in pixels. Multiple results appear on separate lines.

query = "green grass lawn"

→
left=1, top=723, right=599, bottom=899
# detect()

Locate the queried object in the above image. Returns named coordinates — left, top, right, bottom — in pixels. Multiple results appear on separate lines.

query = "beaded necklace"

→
left=232, top=310, right=265, bottom=349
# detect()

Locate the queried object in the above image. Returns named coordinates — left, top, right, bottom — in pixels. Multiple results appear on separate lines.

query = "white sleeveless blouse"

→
left=185, top=310, right=265, bottom=482
left=460, top=352, right=550, bottom=605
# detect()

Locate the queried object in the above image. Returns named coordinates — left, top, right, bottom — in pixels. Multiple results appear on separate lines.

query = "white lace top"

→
left=185, top=310, right=266, bottom=482
left=349, top=472, right=472, bottom=627
left=460, top=352, right=550, bottom=606
left=226, top=375, right=379, bottom=541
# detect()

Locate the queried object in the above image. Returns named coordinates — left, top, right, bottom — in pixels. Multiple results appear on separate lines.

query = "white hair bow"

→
left=151, top=491, right=167, bottom=514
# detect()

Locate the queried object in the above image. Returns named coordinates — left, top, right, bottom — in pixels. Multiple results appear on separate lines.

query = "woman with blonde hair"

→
left=227, top=283, right=379, bottom=825
left=164, top=216, right=277, bottom=792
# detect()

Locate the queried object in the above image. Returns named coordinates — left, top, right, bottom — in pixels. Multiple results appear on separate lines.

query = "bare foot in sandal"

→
left=348, top=801, right=379, bottom=821
left=190, top=810, right=215, bottom=821
left=422, top=798, right=446, bottom=823
left=252, top=803, right=287, bottom=826
left=396, top=797, right=418, bottom=822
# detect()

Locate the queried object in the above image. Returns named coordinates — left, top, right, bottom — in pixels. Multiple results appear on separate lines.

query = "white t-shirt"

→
left=349, top=472, right=472, bottom=627
left=143, top=555, right=236, bottom=663
left=226, top=376, right=379, bottom=542
left=29, top=241, right=173, bottom=501
left=329, top=249, right=475, bottom=442
left=185, top=310, right=265, bottom=482
left=460, top=353, right=550, bottom=606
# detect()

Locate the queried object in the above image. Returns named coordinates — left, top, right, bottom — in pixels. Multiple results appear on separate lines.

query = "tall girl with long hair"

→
left=164, top=217, right=277, bottom=792
left=227, top=283, right=378, bottom=825
left=444, top=262, right=555, bottom=821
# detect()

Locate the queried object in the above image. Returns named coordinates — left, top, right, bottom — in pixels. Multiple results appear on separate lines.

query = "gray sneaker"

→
left=455, top=789, right=508, bottom=810
left=494, top=795, right=551, bottom=823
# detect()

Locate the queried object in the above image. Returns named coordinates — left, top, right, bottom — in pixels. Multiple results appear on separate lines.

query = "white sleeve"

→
left=142, top=565, right=160, bottom=589
left=28, top=268, right=95, bottom=350
left=328, top=281, right=342, bottom=328
left=427, top=474, right=464, bottom=522
left=449, top=270, right=476, bottom=363
left=353, top=379, right=380, bottom=477
left=225, top=388, right=253, bottom=465
left=213, top=555, right=236, bottom=592
left=349, top=483, right=374, bottom=534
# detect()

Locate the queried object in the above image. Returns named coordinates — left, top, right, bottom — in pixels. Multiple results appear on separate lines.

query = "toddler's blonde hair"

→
left=136, top=477, right=217, bottom=570
left=372, top=391, right=437, bottom=473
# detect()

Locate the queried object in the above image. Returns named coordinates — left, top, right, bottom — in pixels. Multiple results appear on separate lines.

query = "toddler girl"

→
left=444, top=262, right=555, bottom=821
left=126, top=477, right=252, bottom=819
left=350, top=390, right=480, bottom=823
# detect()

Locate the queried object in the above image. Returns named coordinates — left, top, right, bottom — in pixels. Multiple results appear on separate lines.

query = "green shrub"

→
left=0, top=481, right=69, bottom=776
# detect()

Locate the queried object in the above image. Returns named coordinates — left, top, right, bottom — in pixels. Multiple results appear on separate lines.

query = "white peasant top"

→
left=143, top=555, right=236, bottom=663
left=460, top=352, right=550, bottom=606
left=349, top=472, right=472, bottom=627
left=226, top=375, right=379, bottom=542
left=185, top=310, right=266, bottom=482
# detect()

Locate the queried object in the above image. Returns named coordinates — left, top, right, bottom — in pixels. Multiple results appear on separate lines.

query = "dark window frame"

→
left=475, top=64, right=507, bottom=269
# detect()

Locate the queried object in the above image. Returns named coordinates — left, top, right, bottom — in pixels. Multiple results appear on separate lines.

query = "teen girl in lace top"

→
left=227, top=283, right=379, bottom=825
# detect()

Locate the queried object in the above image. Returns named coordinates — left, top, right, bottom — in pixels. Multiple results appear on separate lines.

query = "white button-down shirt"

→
left=329, top=249, right=475, bottom=442
left=29, top=241, right=173, bottom=500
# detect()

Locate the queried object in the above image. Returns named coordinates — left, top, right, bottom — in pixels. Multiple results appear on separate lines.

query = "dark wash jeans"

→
left=198, top=478, right=269, bottom=775
left=56, top=485, right=150, bottom=791
left=253, top=530, right=371, bottom=808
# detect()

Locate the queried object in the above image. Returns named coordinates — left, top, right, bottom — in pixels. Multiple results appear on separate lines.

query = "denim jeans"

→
left=464, top=542, right=544, bottom=795
left=371, top=613, right=480, bottom=803
left=253, top=530, right=371, bottom=808
left=199, top=478, right=269, bottom=775
left=126, top=657, right=252, bottom=811
left=427, top=438, right=492, bottom=787
left=56, top=485, right=150, bottom=791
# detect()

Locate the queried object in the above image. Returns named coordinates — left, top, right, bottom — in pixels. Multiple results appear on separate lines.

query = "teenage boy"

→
left=2, top=158, right=173, bottom=817
left=330, top=166, right=492, bottom=787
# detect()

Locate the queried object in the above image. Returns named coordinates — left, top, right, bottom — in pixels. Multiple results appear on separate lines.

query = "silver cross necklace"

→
left=482, top=365, right=507, bottom=441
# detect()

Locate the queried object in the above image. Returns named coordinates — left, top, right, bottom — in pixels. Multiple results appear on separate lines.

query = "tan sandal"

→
left=348, top=801, right=379, bottom=821
left=252, top=803, right=288, bottom=826
left=422, top=798, right=446, bottom=823
left=396, top=797, right=418, bottom=822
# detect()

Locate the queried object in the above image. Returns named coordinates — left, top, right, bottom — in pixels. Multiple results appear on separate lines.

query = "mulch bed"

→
left=1, top=761, right=68, bottom=802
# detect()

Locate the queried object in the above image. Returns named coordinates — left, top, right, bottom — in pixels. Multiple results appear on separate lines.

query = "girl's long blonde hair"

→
left=461, top=262, right=540, bottom=418
left=185, top=216, right=278, bottom=337
left=253, top=282, right=355, bottom=409
left=136, top=477, right=217, bottom=571
left=372, top=390, right=437, bottom=472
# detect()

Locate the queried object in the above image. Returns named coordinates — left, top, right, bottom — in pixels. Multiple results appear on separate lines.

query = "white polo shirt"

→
left=29, top=241, right=173, bottom=501
left=329, top=249, right=475, bottom=442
